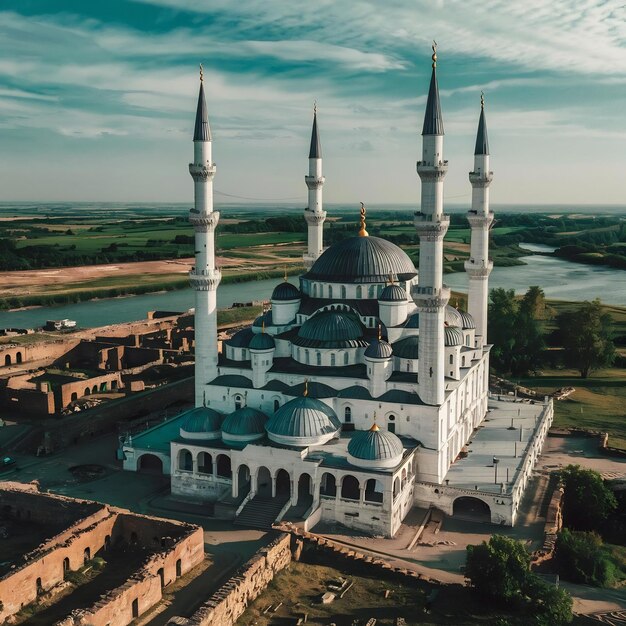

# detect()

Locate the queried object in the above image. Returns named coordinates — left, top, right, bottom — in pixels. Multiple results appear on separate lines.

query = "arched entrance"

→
left=257, top=466, right=272, bottom=498
left=319, top=472, right=336, bottom=498
left=364, top=478, right=384, bottom=504
left=4, top=354, right=11, bottom=366
left=237, top=464, right=250, bottom=498
left=297, top=473, right=312, bottom=507
left=216, top=454, right=231, bottom=478
left=452, top=497, right=491, bottom=522
left=138, top=454, right=163, bottom=475
left=275, top=469, right=291, bottom=498
left=341, top=475, right=360, bottom=501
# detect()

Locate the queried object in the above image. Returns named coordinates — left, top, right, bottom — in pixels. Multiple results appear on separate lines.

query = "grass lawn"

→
left=514, top=367, right=626, bottom=449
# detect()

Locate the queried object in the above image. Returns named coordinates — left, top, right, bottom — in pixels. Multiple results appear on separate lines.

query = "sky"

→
left=0, top=1, right=625, bottom=207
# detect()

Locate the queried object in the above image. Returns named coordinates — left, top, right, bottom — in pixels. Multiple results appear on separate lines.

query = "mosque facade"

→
left=123, top=49, right=549, bottom=537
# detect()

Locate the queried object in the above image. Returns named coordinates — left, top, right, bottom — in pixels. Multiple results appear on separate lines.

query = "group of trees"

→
left=553, top=465, right=623, bottom=588
left=465, top=535, right=573, bottom=625
left=488, top=288, right=616, bottom=378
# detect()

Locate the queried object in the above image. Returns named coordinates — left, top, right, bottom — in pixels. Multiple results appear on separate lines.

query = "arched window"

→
left=305, top=350, right=310, bottom=364
left=316, top=352, right=322, bottom=366
left=341, top=475, right=360, bottom=500
left=449, top=354, right=453, bottom=364
left=178, top=449, right=193, bottom=472
left=234, top=395, right=242, bottom=410
left=344, top=406, right=352, bottom=423
left=368, top=285, right=375, bottom=298
left=274, top=399, right=280, bottom=411
left=313, top=284, right=318, bottom=297
left=356, top=286, right=362, bottom=299
left=331, top=353, right=336, bottom=366
left=341, top=285, right=346, bottom=298
left=462, top=356, right=466, bottom=367
left=198, top=452, right=212, bottom=474
left=344, top=352, right=349, bottom=365
left=328, top=285, right=333, bottom=298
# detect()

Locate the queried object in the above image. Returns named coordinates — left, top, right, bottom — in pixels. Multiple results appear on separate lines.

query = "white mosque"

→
left=123, top=48, right=553, bottom=536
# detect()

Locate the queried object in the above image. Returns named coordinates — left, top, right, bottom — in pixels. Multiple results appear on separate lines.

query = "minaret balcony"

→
left=189, top=268, right=222, bottom=291
left=304, top=209, right=327, bottom=224
left=414, top=212, right=450, bottom=240
left=466, top=212, right=494, bottom=229
left=305, top=175, right=325, bottom=190
left=189, top=210, right=220, bottom=232
left=416, top=160, right=448, bottom=182
left=411, top=284, right=451, bottom=311
left=189, top=163, right=216, bottom=181
left=469, top=171, right=493, bottom=186
left=464, top=259, right=493, bottom=278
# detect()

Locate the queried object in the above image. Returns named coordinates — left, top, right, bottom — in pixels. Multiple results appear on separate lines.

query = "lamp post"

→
left=493, top=456, right=500, bottom=484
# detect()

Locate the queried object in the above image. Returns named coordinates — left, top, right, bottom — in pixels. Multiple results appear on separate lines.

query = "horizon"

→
left=0, top=2, right=625, bottom=205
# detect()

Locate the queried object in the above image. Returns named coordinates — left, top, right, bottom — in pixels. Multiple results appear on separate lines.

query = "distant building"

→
left=123, top=49, right=552, bottom=537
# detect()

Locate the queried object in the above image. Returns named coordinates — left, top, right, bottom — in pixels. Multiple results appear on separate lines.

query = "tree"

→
left=559, top=465, right=618, bottom=531
left=520, top=285, right=547, bottom=319
left=556, top=299, right=615, bottom=378
left=465, top=535, right=531, bottom=604
left=525, top=575, right=573, bottom=625
left=555, top=529, right=616, bottom=587
left=488, top=288, right=545, bottom=376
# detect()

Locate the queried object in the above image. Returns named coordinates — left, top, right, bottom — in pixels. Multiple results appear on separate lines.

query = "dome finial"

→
left=370, top=413, right=380, bottom=432
left=303, top=378, right=308, bottom=397
left=199, top=63, right=204, bottom=83
left=284, top=266, right=288, bottom=282
left=480, top=90, right=484, bottom=109
left=358, top=202, right=368, bottom=237
left=431, top=40, right=437, bottom=69
left=378, top=323, right=382, bottom=341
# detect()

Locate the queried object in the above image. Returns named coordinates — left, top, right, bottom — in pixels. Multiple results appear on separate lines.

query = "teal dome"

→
left=272, top=282, right=301, bottom=301
left=249, top=332, right=275, bottom=351
left=266, top=396, right=341, bottom=447
left=221, top=407, right=268, bottom=447
left=392, top=336, right=419, bottom=359
left=444, top=326, right=463, bottom=347
left=180, top=407, right=223, bottom=440
left=305, top=236, right=417, bottom=284
left=296, top=310, right=366, bottom=348
left=347, top=424, right=404, bottom=469
left=225, top=328, right=254, bottom=348
left=379, top=284, right=407, bottom=302
left=364, top=339, right=393, bottom=359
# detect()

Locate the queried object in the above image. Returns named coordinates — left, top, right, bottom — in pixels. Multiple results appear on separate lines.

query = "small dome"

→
left=444, top=326, right=463, bottom=347
left=253, top=311, right=273, bottom=328
left=305, top=236, right=417, bottom=284
left=445, top=305, right=463, bottom=327
left=379, top=284, right=407, bottom=302
left=296, top=310, right=366, bottom=348
left=459, top=311, right=476, bottom=330
left=225, top=328, right=254, bottom=348
left=347, top=424, right=404, bottom=469
left=180, top=407, right=223, bottom=440
left=364, top=339, right=393, bottom=359
left=221, top=407, right=268, bottom=448
left=272, top=281, right=301, bottom=301
left=391, top=336, right=419, bottom=359
left=249, top=332, right=275, bottom=351
left=266, top=396, right=341, bottom=447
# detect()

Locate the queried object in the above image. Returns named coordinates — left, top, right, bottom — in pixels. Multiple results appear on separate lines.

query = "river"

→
left=0, top=245, right=624, bottom=329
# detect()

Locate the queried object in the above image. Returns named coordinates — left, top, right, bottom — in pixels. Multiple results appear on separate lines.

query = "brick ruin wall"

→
left=0, top=483, right=204, bottom=625
left=167, top=533, right=293, bottom=626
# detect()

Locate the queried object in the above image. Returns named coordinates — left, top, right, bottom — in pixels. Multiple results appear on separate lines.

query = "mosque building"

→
left=123, top=47, right=553, bottom=536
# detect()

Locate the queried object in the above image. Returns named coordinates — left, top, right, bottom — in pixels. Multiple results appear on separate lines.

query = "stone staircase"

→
left=234, top=495, right=289, bottom=529
left=582, top=612, right=626, bottom=626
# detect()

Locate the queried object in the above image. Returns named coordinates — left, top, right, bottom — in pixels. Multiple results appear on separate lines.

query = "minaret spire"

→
left=188, top=67, right=221, bottom=406
left=412, top=42, right=450, bottom=407
left=303, top=102, right=327, bottom=267
left=466, top=92, right=494, bottom=347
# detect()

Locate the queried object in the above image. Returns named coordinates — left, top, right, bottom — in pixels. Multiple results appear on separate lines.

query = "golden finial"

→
left=378, top=323, right=382, bottom=341
left=480, top=91, right=485, bottom=110
left=199, top=63, right=204, bottom=83
left=261, top=318, right=265, bottom=333
left=358, top=202, right=368, bottom=237
left=284, top=266, right=288, bottom=282
left=303, top=379, right=309, bottom=397
left=370, top=414, right=380, bottom=432
left=431, top=41, right=437, bottom=69
left=387, top=272, right=395, bottom=285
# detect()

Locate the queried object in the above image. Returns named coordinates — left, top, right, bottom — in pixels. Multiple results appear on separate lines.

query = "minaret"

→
left=412, top=43, right=450, bottom=406
left=189, top=65, right=221, bottom=406
left=303, top=103, right=326, bottom=267
left=465, top=93, right=494, bottom=347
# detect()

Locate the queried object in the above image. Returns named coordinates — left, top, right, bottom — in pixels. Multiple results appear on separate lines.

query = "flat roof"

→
left=444, top=399, right=548, bottom=493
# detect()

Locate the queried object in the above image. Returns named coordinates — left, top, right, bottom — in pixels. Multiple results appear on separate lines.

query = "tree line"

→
left=488, top=287, right=616, bottom=378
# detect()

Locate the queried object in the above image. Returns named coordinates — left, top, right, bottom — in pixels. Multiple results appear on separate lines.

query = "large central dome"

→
left=305, top=236, right=417, bottom=284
